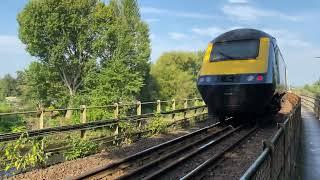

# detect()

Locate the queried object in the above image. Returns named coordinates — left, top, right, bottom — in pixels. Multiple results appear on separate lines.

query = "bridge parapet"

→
left=241, top=96, right=301, bottom=180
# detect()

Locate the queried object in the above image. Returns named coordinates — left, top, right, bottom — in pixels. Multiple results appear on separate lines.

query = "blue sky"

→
left=1, top=0, right=320, bottom=86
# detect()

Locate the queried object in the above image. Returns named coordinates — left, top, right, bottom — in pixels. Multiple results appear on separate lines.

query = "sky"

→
left=1, top=0, right=320, bottom=86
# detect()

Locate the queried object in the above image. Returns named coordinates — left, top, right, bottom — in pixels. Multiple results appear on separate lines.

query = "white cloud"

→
left=191, top=26, right=245, bottom=38
left=141, top=7, right=217, bottom=19
left=262, top=29, right=311, bottom=48
left=169, top=32, right=188, bottom=40
left=222, top=4, right=300, bottom=21
left=192, top=27, right=225, bottom=37
left=228, top=0, right=248, bottom=4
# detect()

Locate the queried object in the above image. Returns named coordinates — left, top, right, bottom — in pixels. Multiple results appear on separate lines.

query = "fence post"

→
left=80, top=105, right=87, bottom=138
left=157, top=100, right=161, bottom=113
left=114, top=103, right=119, bottom=119
left=317, top=99, right=320, bottom=119
left=137, top=101, right=142, bottom=116
left=184, top=99, right=188, bottom=109
left=172, top=99, right=176, bottom=111
left=137, top=101, right=142, bottom=128
left=114, top=103, right=119, bottom=135
left=39, top=108, right=44, bottom=129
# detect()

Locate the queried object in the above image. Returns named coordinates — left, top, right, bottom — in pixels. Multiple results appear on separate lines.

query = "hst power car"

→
left=197, top=29, right=288, bottom=121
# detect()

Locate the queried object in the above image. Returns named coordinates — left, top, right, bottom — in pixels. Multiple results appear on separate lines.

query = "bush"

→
left=147, top=116, right=170, bottom=134
left=0, top=102, right=26, bottom=133
left=0, top=102, right=12, bottom=113
left=64, top=138, right=98, bottom=160
left=1, top=133, right=46, bottom=172
left=0, top=115, right=26, bottom=133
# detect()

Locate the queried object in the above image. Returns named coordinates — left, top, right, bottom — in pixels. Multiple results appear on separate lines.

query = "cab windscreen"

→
left=210, top=39, right=260, bottom=61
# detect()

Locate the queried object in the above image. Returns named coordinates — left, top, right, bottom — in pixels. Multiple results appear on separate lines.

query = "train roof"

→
left=211, top=28, right=274, bottom=43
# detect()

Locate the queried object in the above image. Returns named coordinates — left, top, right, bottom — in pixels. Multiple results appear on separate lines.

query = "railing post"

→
left=194, top=99, right=198, bottom=107
left=114, top=103, right=119, bottom=135
left=80, top=105, right=87, bottom=138
left=114, top=103, right=119, bottom=119
left=184, top=99, right=188, bottom=109
left=137, top=101, right=142, bottom=128
left=316, top=98, right=320, bottom=119
left=172, top=99, right=176, bottom=111
left=39, top=108, right=44, bottom=129
left=137, top=101, right=142, bottom=116
left=157, top=100, right=161, bottom=113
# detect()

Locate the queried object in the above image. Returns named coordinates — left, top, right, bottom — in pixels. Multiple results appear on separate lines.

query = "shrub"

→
left=1, top=133, right=46, bottom=172
left=64, top=138, right=98, bottom=160
left=147, top=116, right=170, bottom=134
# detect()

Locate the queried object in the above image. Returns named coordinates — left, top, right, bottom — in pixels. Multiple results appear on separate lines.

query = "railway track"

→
left=70, top=120, right=257, bottom=180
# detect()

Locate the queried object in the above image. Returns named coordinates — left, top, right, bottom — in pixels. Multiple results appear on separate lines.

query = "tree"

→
left=87, top=0, right=151, bottom=105
left=0, top=74, right=18, bottom=99
left=150, top=51, right=204, bottom=100
left=18, top=0, right=102, bottom=110
left=17, top=62, right=68, bottom=109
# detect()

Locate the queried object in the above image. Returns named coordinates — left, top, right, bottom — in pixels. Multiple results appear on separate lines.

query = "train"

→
left=197, top=28, right=288, bottom=122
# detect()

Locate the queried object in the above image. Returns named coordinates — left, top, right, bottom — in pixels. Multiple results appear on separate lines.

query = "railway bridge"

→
left=0, top=94, right=318, bottom=179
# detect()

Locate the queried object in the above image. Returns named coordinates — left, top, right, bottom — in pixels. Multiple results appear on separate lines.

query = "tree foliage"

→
left=150, top=51, right=204, bottom=100
left=17, top=62, right=68, bottom=108
left=17, top=0, right=151, bottom=109
left=18, top=0, right=102, bottom=107
left=0, top=74, right=18, bottom=100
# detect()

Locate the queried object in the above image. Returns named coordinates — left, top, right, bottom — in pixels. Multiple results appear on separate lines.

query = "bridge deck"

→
left=296, top=107, right=320, bottom=179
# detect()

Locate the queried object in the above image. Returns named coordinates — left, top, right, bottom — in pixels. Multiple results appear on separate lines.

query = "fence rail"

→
left=0, top=105, right=206, bottom=142
left=300, top=95, right=320, bottom=117
left=0, top=98, right=204, bottom=131
left=240, top=98, right=301, bottom=180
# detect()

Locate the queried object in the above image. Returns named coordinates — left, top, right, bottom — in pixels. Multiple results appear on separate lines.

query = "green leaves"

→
left=64, top=138, right=98, bottom=160
left=150, top=51, right=204, bottom=100
left=1, top=134, right=46, bottom=172
left=18, top=0, right=151, bottom=110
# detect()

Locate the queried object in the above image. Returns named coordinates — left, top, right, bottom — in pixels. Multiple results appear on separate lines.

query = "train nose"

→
left=197, top=84, right=274, bottom=115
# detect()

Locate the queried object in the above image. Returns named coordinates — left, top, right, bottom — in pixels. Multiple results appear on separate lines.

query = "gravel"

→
left=11, top=119, right=214, bottom=180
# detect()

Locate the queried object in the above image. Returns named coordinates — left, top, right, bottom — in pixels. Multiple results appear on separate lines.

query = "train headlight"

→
left=199, top=77, right=204, bottom=83
left=246, top=75, right=255, bottom=82
left=205, top=77, right=211, bottom=83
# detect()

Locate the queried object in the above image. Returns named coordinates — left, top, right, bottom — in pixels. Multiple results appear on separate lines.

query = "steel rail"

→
left=180, top=127, right=258, bottom=180
left=142, top=126, right=244, bottom=180
left=116, top=126, right=232, bottom=180
left=69, top=121, right=221, bottom=180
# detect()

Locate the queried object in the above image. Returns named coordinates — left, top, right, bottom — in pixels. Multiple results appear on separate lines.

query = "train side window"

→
left=274, top=48, right=281, bottom=84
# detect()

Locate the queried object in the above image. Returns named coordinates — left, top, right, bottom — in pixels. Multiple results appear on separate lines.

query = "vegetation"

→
left=0, top=134, right=46, bottom=172
left=64, top=138, right=98, bottom=160
left=150, top=51, right=204, bottom=100
left=147, top=116, right=170, bottom=134
left=0, top=74, right=19, bottom=100
left=294, top=80, right=320, bottom=96
left=17, top=0, right=150, bottom=114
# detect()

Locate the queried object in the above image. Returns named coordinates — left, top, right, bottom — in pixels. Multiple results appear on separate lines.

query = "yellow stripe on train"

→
left=199, top=37, right=270, bottom=75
